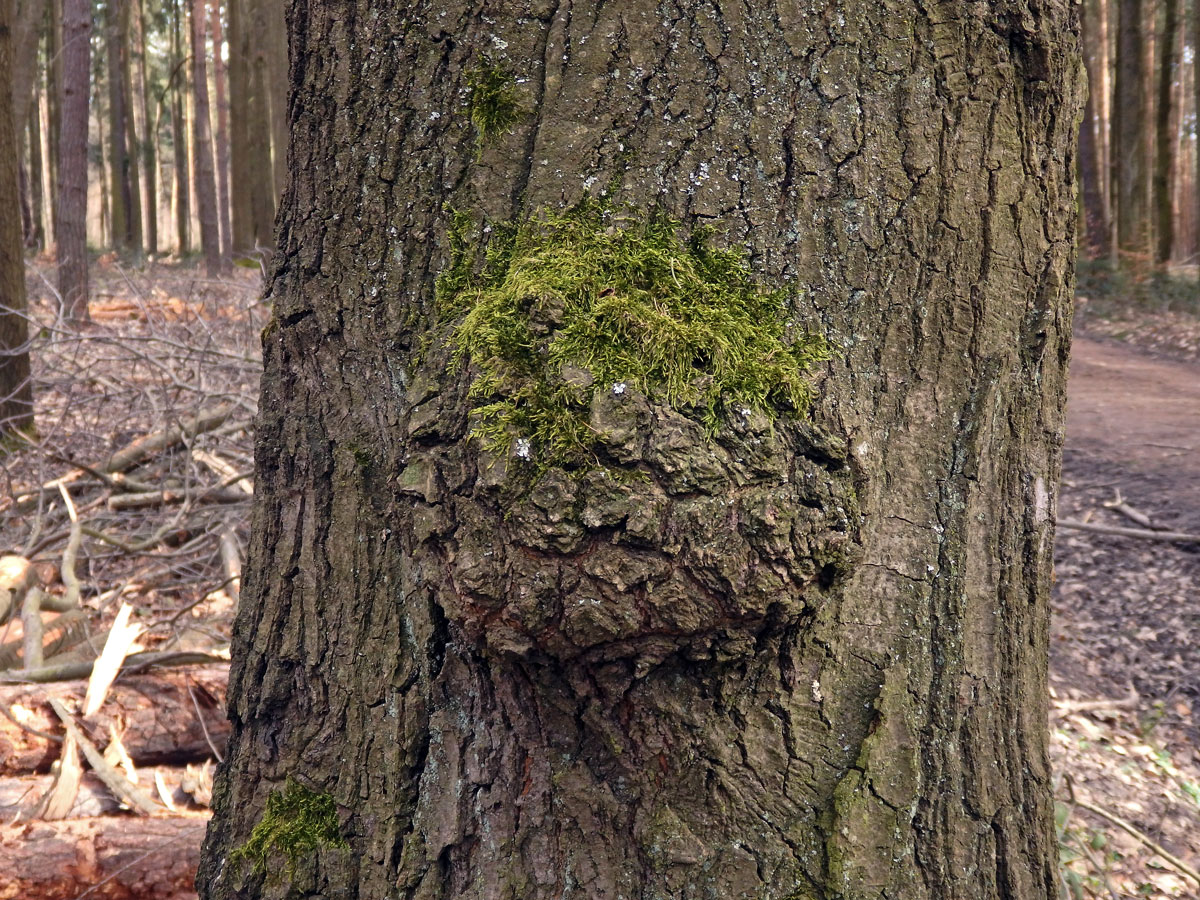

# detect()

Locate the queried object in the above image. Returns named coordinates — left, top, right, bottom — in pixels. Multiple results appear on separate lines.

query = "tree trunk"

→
left=189, top=0, right=221, bottom=275
left=105, top=0, right=132, bottom=251
left=246, top=0, right=276, bottom=250
left=226, top=0, right=252, bottom=252
left=53, top=0, right=89, bottom=325
left=27, top=87, right=45, bottom=250
left=11, top=0, right=42, bottom=249
left=171, top=0, right=189, bottom=254
left=1080, top=0, right=1112, bottom=257
left=134, top=0, right=156, bottom=255
left=262, top=0, right=286, bottom=200
left=1153, top=0, right=1180, bottom=265
left=1, top=0, right=34, bottom=437
left=198, top=4, right=1083, bottom=900
left=45, top=0, right=60, bottom=249
left=210, top=0, right=231, bottom=265
left=1113, top=0, right=1149, bottom=275
left=121, top=0, right=142, bottom=255
left=1194, top=0, right=1199, bottom=274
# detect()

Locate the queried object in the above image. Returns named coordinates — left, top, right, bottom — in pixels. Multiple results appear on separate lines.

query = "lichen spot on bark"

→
left=415, top=202, right=860, bottom=668
left=229, top=780, right=347, bottom=881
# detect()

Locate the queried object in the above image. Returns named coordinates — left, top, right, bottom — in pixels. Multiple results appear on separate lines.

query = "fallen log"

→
left=0, top=813, right=209, bottom=900
left=0, top=665, right=229, bottom=775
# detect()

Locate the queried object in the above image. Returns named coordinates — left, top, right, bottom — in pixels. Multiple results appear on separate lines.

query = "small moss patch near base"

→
left=444, top=201, right=827, bottom=468
left=231, top=779, right=347, bottom=878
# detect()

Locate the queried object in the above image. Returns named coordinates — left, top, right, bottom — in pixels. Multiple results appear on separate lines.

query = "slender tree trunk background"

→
left=134, top=0, right=156, bottom=255
left=54, top=0, right=89, bottom=325
left=45, top=0, right=60, bottom=250
left=1, top=0, right=34, bottom=436
left=210, top=0, right=231, bottom=265
left=170, top=0, right=189, bottom=254
left=120, top=0, right=142, bottom=255
left=1081, top=0, right=1112, bottom=256
left=1114, top=0, right=1149, bottom=274
left=27, top=89, right=44, bottom=249
left=198, top=2, right=1082, bottom=899
left=1153, top=0, right=1179, bottom=265
left=105, top=0, right=130, bottom=250
left=247, top=0, right=276, bottom=248
left=189, top=0, right=220, bottom=274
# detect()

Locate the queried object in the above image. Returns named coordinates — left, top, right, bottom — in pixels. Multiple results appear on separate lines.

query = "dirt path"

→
left=1065, top=336, right=1200, bottom=531
left=1055, top=333, right=1200, bottom=705
left=1051, top=333, right=1200, bottom=898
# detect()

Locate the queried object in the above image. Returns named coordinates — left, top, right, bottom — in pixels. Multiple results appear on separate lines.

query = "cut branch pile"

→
left=0, top=264, right=262, bottom=898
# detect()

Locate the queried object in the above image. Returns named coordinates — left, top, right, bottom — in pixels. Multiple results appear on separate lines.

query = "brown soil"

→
left=1051, top=333, right=1200, bottom=898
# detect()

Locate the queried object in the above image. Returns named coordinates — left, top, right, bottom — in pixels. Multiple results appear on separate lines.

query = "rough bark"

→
left=0, top=665, right=230, bottom=775
left=189, top=0, right=221, bottom=275
left=0, top=813, right=208, bottom=899
left=199, top=3, right=1082, bottom=900
left=53, top=0, right=89, bottom=324
left=1153, top=0, right=1179, bottom=265
left=1, top=0, right=34, bottom=436
left=1114, top=0, right=1149, bottom=272
left=1194, top=0, right=1199, bottom=271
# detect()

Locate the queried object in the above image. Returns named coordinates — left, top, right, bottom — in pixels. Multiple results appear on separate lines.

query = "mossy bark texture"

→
left=198, top=3, right=1082, bottom=899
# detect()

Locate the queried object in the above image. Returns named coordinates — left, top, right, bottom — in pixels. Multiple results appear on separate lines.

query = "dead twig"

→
left=1056, top=518, right=1200, bottom=544
left=1065, top=776, right=1200, bottom=888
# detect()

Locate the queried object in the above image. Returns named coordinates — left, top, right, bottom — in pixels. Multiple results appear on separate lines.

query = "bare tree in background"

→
left=54, top=0, right=89, bottom=325
left=210, top=0, right=231, bottom=265
left=1114, top=0, right=1149, bottom=274
left=190, top=0, right=221, bottom=275
left=1, top=0, right=33, bottom=437
left=1154, top=0, right=1180, bottom=265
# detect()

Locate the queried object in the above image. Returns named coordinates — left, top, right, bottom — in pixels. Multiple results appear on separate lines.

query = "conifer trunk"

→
left=54, top=0, right=89, bottom=325
left=199, top=3, right=1083, bottom=899
left=189, top=0, right=221, bottom=275
left=1, top=0, right=34, bottom=435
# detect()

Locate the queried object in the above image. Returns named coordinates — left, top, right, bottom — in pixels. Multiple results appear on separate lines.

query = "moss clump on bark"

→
left=444, top=201, right=827, bottom=467
left=231, top=779, right=347, bottom=877
left=465, top=62, right=522, bottom=144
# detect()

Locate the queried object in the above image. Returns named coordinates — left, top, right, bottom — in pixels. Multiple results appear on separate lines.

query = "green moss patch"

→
left=231, top=780, right=348, bottom=877
left=445, top=201, right=827, bottom=467
left=465, top=62, right=522, bottom=144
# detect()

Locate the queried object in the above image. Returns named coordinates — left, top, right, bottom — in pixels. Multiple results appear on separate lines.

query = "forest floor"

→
left=1051, top=293, right=1200, bottom=898
left=2, top=261, right=1199, bottom=898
